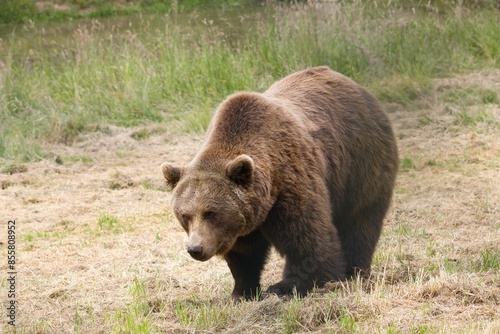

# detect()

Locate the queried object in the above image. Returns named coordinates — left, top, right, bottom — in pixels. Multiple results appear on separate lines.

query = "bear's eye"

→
left=203, top=211, right=216, bottom=220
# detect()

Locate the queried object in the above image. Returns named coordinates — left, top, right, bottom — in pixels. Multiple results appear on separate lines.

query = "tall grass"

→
left=0, top=0, right=250, bottom=24
left=0, top=0, right=36, bottom=24
left=0, top=1, right=499, bottom=161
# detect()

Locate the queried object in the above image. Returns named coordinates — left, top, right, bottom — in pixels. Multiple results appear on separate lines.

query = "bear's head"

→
left=161, top=154, right=257, bottom=261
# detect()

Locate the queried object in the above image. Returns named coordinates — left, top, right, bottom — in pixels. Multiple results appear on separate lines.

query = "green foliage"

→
left=338, top=307, right=357, bottom=331
left=0, top=0, right=36, bottom=23
left=63, top=155, right=94, bottom=164
left=453, top=108, right=494, bottom=127
left=443, top=248, right=499, bottom=273
left=400, top=157, right=416, bottom=171
left=0, top=0, right=254, bottom=23
left=374, top=76, right=432, bottom=106
left=477, top=248, right=499, bottom=271
left=418, top=116, right=434, bottom=127
left=98, top=213, right=118, bottom=230
left=174, top=298, right=230, bottom=330
left=1, top=163, right=28, bottom=175
left=442, top=87, right=499, bottom=106
left=174, top=0, right=245, bottom=11
left=111, top=276, right=157, bottom=333
left=279, top=295, right=303, bottom=334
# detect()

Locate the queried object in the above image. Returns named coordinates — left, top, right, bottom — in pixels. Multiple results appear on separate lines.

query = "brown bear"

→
left=162, top=66, right=398, bottom=300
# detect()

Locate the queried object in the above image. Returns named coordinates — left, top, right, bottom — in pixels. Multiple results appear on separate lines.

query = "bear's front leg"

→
left=224, top=230, right=271, bottom=301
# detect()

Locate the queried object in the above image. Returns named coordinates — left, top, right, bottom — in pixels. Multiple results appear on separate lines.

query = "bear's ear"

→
left=226, top=154, right=254, bottom=186
left=161, top=162, right=183, bottom=189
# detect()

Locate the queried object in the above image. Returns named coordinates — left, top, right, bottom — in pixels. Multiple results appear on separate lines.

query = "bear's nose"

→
left=187, top=245, right=203, bottom=258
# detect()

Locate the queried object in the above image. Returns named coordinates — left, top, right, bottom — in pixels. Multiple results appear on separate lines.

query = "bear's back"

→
left=265, top=66, right=398, bottom=216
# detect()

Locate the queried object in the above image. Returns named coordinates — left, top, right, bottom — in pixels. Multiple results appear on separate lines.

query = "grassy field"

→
left=0, top=0, right=250, bottom=23
left=0, top=1, right=499, bottom=333
left=1, top=0, right=499, bottom=162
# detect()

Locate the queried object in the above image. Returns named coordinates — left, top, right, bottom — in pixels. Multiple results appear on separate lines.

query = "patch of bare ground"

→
left=1, top=70, right=499, bottom=333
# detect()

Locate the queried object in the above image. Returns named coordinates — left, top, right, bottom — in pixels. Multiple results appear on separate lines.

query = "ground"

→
left=0, top=70, right=499, bottom=333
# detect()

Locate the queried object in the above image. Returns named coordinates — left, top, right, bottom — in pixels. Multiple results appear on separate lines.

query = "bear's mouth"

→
left=189, top=252, right=211, bottom=262
left=187, top=245, right=212, bottom=262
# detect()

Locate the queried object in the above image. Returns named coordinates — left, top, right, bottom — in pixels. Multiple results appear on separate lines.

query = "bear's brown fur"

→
left=162, top=66, right=398, bottom=299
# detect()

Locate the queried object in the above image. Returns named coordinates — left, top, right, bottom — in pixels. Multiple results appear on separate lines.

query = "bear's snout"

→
left=187, top=244, right=204, bottom=260
left=186, top=229, right=216, bottom=261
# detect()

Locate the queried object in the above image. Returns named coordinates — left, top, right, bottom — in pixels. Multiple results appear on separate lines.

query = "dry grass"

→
left=1, top=71, right=499, bottom=333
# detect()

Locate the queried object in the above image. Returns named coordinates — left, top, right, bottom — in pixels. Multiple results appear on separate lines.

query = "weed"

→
left=280, top=296, right=303, bottom=334
left=109, top=276, right=158, bottom=333
left=73, top=308, right=83, bottom=332
left=374, top=76, right=432, bottom=106
left=22, top=232, right=35, bottom=242
left=174, top=298, right=230, bottom=330
left=443, top=87, right=499, bottom=106
left=443, top=258, right=461, bottom=273
left=1, top=163, right=28, bottom=175
left=63, top=155, right=94, bottom=164
left=338, top=307, right=357, bottom=332
left=395, top=222, right=412, bottom=237
left=386, top=322, right=403, bottom=334
left=426, top=160, right=443, bottom=167
left=477, top=248, right=499, bottom=272
left=425, top=240, right=437, bottom=257
left=130, top=277, right=150, bottom=317
left=97, top=213, right=118, bottom=230
left=400, top=157, right=416, bottom=171
left=140, top=180, right=163, bottom=191
left=130, top=128, right=151, bottom=141
left=57, top=220, right=72, bottom=228
left=112, top=309, right=155, bottom=334
left=453, top=108, right=494, bottom=127
left=418, top=115, right=434, bottom=127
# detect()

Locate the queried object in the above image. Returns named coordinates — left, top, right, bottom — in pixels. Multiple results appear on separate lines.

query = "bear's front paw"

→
left=231, top=286, right=263, bottom=302
left=266, top=282, right=296, bottom=296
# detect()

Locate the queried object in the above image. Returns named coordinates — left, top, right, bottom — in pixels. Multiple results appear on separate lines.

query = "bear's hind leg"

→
left=265, top=228, right=346, bottom=296
left=224, top=230, right=271, bottom=300
left=266, top=257, right=316, bottom=296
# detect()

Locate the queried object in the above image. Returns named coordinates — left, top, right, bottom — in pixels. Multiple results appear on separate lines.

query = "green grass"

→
left=0, top=1, right=499, bottom=162
left=279, top=294, right=303, bottom=333
left=453, top=107, right=495, bottom=127
left=477, top=248, right=500, bottom=272
left=0, top=0, right=36, bottom=24
left=174, top=298, right=231, bottom=330
left=1, top=163, right=28, bottom=174
left=442, top=87, right=499, bottom=106
left=111, top=277, right=157, bottom=333
left=97, top=213, right=119, bottom=230
left=89, top=213, right=138, bottom=236
left=400, top=157, right=416, bottom=171
left=62, top=155, right=94, bottom=164
left=0, top=0, right=251, bottom=24
left=442, top=247, right=499, bottom=274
